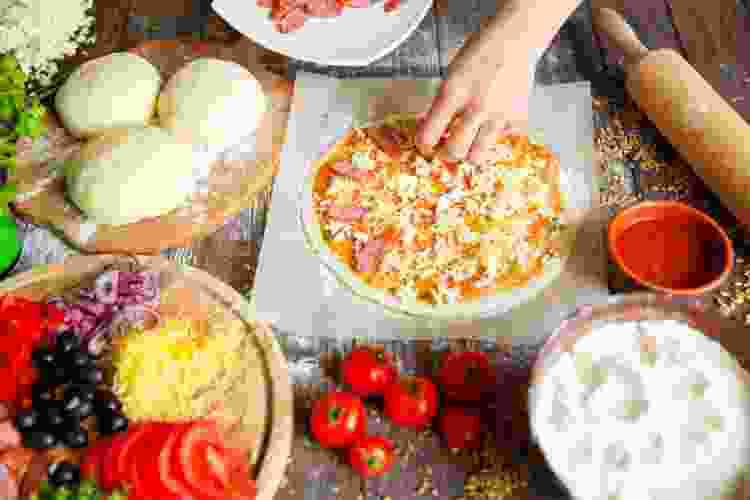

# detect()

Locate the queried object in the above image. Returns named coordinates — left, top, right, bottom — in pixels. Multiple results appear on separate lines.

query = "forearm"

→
left=483, top=0, right=583, bottom=58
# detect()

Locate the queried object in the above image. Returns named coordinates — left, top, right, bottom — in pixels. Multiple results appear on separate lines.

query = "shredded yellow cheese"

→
left=111, top=318, right=243, bottom=421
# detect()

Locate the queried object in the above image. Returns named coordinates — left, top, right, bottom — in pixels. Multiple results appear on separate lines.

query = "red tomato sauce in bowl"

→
left=608, top=201, right=733, bottom=294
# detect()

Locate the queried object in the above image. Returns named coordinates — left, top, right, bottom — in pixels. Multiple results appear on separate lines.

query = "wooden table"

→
left=20, top=0, right=750, bottom=498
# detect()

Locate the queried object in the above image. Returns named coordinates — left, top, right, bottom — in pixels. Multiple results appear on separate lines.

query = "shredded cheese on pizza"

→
left=312, top=117, right=566, bottom=307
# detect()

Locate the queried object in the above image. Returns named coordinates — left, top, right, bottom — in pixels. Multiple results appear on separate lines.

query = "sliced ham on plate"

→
left=304, top=0, right=343, bottom=17
left=328, top=206, right=368, bottom=221
left=356, top=237, right=386, bottom=272
left=276, top=7, right=308, bottom=33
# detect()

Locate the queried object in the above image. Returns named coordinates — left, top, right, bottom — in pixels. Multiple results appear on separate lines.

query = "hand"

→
left=416, top=27, right=539, bottom=164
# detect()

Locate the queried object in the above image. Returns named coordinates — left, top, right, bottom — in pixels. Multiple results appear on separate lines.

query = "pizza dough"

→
left=303, top=114, right=574, bottom=320
left=65, top=126, right=198, bottom=226
left=157, top=58, right=267, bottom=149
left=55, top=52, right=161, bottom=138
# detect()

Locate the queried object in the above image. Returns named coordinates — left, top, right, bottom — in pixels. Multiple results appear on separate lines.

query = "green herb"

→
left=143, top=16, right=162, bottom=33
left=35, top=477, right=124, bottom=500
left=381, top=460, right=401, bottom=480
left=0, top=55, right=17, bottom=74
left=303, top=433, right=321, bottom=449
left=107, top=489, right=129, bottom=500
left=15, top=96, right=47, bottom=139
left=0, top=53, right=48, bottom=171
left=0, top=183, right=17, bottom=215
left=431, top=352, right=441, bottom=374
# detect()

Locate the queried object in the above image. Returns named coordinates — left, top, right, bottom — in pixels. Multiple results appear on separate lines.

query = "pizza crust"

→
left=301, top=114, right=574, bottom=320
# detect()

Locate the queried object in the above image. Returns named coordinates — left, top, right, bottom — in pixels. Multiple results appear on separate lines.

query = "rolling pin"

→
left=593, top=8, right=750, bottom=226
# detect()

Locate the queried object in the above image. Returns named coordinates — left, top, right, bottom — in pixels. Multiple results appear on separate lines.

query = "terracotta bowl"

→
left=608, top=201, right=733, bottom=295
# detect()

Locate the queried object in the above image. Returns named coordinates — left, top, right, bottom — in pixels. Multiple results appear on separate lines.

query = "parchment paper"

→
left=252, top=72, right=609, bottom=343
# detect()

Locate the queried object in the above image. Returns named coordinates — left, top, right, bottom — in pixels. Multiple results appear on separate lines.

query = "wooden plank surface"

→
left=84, top=2, right=750, bottom=498
left=590, top=0, right=683, bottom=65
left=88, top=0, right=136, bottom=59
left=667, top=0, right=750, bottom=122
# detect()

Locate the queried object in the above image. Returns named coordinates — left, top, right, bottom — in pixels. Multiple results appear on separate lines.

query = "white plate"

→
left=211, top=0, right=434, bottom=67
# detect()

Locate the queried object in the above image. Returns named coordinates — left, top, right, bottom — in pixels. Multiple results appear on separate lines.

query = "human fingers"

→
left=436, top=105, right=486, bottom=160
left=415, top=81, right=464, bottom=155
left=465, top=117, right=512, bottom=164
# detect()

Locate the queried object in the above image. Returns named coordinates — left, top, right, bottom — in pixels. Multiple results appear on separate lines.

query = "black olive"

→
left=74, top=366, right=103, bottom=386
left=61, top=427, right=88, bottom=449
left=69, top=350, right=92, bottom=369
left=48, top=461, right=80, bottom=487
left=56, top=331, right=79, bottom=354
left=64, top=384, right=96, bottom=403
left=14, top=409, right=38, bottom=432
left=40, top=361, right=68, bottom=385
left=75, top=400, right=94, bottom=419
left=62, top=412, right=82, bottom=428
left=31, top=347, right=55, bottom=370
left=98, top=410, right=128, bottom=435
left=93, top=390, right=122, bottom=413
left=31, top=382, right=55, bottom=405
left=42, top=403, right=65, bottom=428
left=63, top=394, right=94, bottom=419
left=62, top=394, right=83, bottom=415
left=24, top=431, right=57, bottom=449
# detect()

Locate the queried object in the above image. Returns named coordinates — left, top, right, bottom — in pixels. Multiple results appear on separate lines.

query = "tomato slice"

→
left=173, top=421, right=226, bottom=499
left=203, top=443, right=232, bottom=487
left=114, top=423, right=153, bottom=481
left=133, top=429, right=183, bottom=500
left=225, top=453, right=257, bottom=500
left=81, top=438, right=112, bottom=481
left=158, top=428, right=197, bottom=498
left=100, top=432, right=131, bottom=490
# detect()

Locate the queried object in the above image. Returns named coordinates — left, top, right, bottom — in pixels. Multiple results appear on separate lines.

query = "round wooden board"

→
left=11, top=38, right=293, bottom=254
left=0, top=255, right=293, bottom=500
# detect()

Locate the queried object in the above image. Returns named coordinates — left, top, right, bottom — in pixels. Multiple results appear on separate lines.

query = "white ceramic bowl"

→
left=529, top=293, right=750, bottom=500
left=211, top=0, right=433, bottom=67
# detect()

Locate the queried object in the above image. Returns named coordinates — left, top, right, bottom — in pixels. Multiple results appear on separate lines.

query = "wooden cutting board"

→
left=0, top=254, right=293, bottom=500
left=10, top=38, right=293, bottom=255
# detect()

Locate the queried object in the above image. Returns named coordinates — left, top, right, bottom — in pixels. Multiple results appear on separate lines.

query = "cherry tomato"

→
left=341, top=346, right=398, bottom=397
left=440, top=407, right=482, bottom=450
left=438, top=351, right=495, bottom=402
left=349, top=436, right=394, bottom=478
left=384, top=376, right=438, bottom=429
left=310, top=391, right=366, bottom=448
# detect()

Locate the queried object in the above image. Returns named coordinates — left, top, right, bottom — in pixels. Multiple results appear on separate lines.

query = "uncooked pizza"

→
left=309, top=115, right=569, bottom=314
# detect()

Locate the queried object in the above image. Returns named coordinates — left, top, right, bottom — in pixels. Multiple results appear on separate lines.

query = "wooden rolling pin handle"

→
left=592, top=8, right=650, bottom=66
